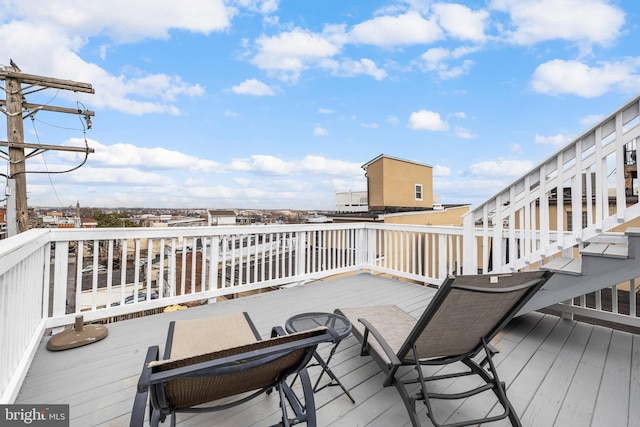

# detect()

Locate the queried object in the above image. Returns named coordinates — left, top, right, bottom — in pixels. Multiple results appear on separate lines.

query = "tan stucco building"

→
left=363, top=154, right=435, bottom=212
left=331, top=154, right=470, bottom=226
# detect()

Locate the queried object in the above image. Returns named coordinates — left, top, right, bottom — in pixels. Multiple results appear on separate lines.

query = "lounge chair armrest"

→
left=137, top=345, right=159, bottom=391
left=358, top=318, right=402, bottom=367
left=130, top=346, right=159, bottom=427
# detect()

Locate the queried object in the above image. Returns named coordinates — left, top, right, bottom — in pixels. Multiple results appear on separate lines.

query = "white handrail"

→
left=463, top=94, right=640, bottom=274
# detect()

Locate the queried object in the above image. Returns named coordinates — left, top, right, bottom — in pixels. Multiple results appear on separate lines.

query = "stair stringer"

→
left=518, top=228, right=640, bottom=315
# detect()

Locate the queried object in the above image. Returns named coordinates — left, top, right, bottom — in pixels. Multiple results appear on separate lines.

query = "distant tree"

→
left=94, top=211, right=140, bottom=228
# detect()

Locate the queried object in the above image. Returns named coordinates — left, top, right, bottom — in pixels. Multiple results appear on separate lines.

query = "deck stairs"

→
left=520, top=227, right=640, bottom=314
left=457, top=94, right=640, bottom=318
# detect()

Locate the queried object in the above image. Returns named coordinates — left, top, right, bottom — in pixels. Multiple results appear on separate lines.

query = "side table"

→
left=285, top=312, right=355, bottom=403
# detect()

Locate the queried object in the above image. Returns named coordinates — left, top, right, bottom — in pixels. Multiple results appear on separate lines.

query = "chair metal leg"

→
left=276, top=369, right=317, bottom=427
left=299, top=368, right=317, bottom=427
left=311, top=346, right=355, bottom=403
left=278, top=385, right=291, bottom=427
left=409, top=342, right=521, bottom=427
left=392, top=376, right=422, bottom=427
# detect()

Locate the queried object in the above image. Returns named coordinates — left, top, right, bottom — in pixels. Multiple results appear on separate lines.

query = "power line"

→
left=0, top=62, right=95, bottom=234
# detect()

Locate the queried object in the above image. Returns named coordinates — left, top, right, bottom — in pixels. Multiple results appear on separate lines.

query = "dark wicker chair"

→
left=336, top=271, right=552, bottom=427
left=130, top=312, right=335, bottom=427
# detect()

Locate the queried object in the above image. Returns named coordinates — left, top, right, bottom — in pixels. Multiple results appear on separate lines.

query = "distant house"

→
left=335, top=190, right=368, bottom=213
left=208, top=210, right=236, bottom=226
left=80, top=218, right=97, bottom=228
left=363, top=154, right=435, bottom=212
left=331, top=154, right=470, bottom=226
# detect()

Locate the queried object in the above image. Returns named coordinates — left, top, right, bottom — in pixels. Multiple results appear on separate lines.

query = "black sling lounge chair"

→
left=336, top=271, right=552, bottom=427
left=130, top=312, right=336, bottom=427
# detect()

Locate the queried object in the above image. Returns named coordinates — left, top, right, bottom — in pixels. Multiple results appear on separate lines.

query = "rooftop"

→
left=15, top=273, right=640, bottom=426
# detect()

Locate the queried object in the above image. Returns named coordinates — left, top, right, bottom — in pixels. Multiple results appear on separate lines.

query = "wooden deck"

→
left=15, top=273, right=640, bottom=427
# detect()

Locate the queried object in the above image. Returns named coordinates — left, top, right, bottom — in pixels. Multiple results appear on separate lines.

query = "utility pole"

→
left=0, top=61, right=95, bottom=234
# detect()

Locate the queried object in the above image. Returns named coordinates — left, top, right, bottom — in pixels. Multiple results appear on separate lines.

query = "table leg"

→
left=311, top=344, right=355, bottom=404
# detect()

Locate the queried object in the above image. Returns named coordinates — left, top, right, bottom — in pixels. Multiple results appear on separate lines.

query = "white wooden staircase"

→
left=520, top=228, right=640, bottom=316
left=461, top=94, right=640, bottom=326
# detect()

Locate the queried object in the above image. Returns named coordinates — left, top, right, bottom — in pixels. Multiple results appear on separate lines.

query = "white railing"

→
left=0, top=229, right=51, bottom=404
left=464, top=94, right=640, bottom=274
left=45, top=224, right=368, bottom=327
left=366, top=224, right=463, bottom=284
left=335, top=190, right=368, bottom=212
left=552, top=277, right=638, bottom=327
left=0, top=222, right=464, bottom=403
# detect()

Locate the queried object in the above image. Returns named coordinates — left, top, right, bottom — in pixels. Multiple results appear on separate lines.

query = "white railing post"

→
left=296, top=231, right=306, bottom=277
left=365, top=225, right=374, bottom=269
left=462, top=212, right=476, bottom=274
left=52, top=242, right=69, bottom=318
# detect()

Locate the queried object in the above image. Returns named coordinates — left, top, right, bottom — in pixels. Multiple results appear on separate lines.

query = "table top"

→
left=285, top=312, right=352, bottom=340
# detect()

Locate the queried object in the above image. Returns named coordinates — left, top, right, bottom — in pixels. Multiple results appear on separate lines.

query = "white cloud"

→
left=313, top=126, right=328, bottom=136
left=0, top=4, right=216, bottom=115
left=347, top=11, right=443, bottom=47
left=433, top=165, right=451, bottom=177
left=240, top=154, right=289, bottom=174
left=433, top=175, right=509, bottom=204
left=432, top=3, right=489, bottom=42
left=67, top=166, right=174, bottom=185
left=467, top=159, right=535, bottom=177
left=230, top=78, right=275, bottom=96
left=420, top=46, right=479, bottom=79
left=226, top=154, right=361, bottom=176
left=297, top=155, right=362, bottom=175
left=251, top=28, right=340, bottom=82
left=360, top=122, right=379, bottom=129
left=387, top=116, right=400, bottom=125
left=320, top=57, right=388, bottom=80
left=490, top=0, right=625, bottom=46
left=318, top=108, right=335, bottom=114
left=230, top=0, right=279, bottom=15
left=422, top=47, right=449, bottom=64
left=530, top=59, right=640, bottom=97
left=408, top=110, right=449, bottom=131
left=455, top=126, right=477, bottom=139
left=580, top=114, right=605, bottom=127
left=0, top=18, right=211, bottom=115
left=330, top=177, right=367, bottom=192
left=510, top=143, right=522, bottom=154
left=63, top=139, right=221, bottom=172
left=535, top=133, right=573, bottom=146
left=7, top=0, right=230, bottom=43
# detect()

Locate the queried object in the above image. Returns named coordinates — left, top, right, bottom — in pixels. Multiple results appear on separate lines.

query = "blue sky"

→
left=1, top=0, right=639, bottom=210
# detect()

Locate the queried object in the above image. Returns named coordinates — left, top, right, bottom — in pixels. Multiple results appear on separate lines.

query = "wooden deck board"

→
left=499, top=319, right=576, bottom=423
left=14, top=272, right=640, bottom=427
left=519, top=321, right=592, bottom=426
left=592, top=330, right=634, bottom=427
left=553, top=325, right=612, bottom=426
left=630, top=335, right=640, bottom=425
left=444, top=314, right=560, bottom=425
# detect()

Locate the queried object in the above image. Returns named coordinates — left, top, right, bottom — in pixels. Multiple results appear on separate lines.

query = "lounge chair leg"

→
left=278, top=368, right=317, bottom=426
left=278, top=385, right=291, bottom=427
left=392, top=377, right=422, bottom=427
left=299, top=368, right=317, bottom=426
left=149, top=409, right=160, bottom=427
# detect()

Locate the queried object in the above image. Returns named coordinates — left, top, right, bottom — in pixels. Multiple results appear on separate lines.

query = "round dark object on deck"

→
left=46, top=315, right=108, bottom=351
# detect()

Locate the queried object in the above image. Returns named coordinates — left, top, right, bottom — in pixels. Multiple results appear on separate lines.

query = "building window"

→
left=415, top=184, right=423, bottom=201
left=566, top=211, right=588, bottom=231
